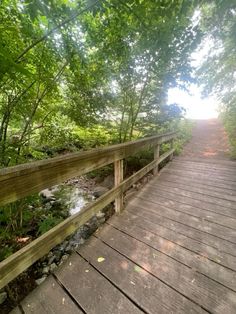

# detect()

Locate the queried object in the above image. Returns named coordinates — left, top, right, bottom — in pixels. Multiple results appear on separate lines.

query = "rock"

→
left=35, top=277, right=46, bottom=286
left=93, top=186, right=109, bottom=198
left=49, top=263, right=57, bottom=272
left=61, top=255, right=69, bottom=262
left=65, top=244, right=73, bottom=254
left=42, top=266, right=49, bottom=275
left=48, top=254, right=56, bottom=265
left=59, top=241, right=68, bottom=252
left=98, top=217, right=106, bottom=224
left=47, top=251, right=53, bottom=258
left=101, top=174, right=114, bottom=189
left=53, top=250, right=62, bottom=262
left=39, top=189, right=56, bottom=201
left=0, top=292, right=7, bottom=305
left=96, top=211, right=105, bottom=219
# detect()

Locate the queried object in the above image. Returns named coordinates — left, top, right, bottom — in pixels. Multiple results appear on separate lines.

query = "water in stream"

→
left=47, top=184, right=94, bottom=215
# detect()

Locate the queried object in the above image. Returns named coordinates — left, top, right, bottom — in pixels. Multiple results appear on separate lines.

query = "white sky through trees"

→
left=168, top=33, right=219, bottom=120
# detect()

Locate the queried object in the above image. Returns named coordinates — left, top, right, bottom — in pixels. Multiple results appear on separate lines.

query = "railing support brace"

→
left=153, top=144, right=160, bottom=175
left=114, top=159, right=123, bottom=213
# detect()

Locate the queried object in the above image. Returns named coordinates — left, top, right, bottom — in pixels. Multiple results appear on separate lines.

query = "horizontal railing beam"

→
left=0, top=132, right=176, bottom=206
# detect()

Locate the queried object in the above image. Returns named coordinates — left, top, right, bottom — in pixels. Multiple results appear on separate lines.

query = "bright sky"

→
left=168, top=85, right=219, bottom=119
left=168, top=29, right=219, bottom=120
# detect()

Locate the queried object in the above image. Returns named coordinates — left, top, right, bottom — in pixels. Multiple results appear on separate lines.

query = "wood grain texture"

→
left=78, top=236, right=207, bottom=314
left=107, top=215, right=236, bottom=291
left=55, top=253, right=142, bottom=314
left=153, top=144, right=160, bottom=175
left=96, top=224, right=236, bottom=314
left=21, top=276, right=83, bottom=314
left=107, top=210, right=236, bottom=271
left=0, top=132, right=176, bottom=206
left=114, top=159, right=124, bottom=213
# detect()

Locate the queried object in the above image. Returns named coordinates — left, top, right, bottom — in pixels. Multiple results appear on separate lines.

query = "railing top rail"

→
left=0, top=131, right=176, bottom=206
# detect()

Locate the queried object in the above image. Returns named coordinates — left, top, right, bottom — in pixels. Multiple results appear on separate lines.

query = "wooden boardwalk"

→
left=13, top=120, right=236, bottom=314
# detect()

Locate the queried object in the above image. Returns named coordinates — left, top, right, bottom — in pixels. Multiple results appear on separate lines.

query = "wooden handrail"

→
left=0, top=131, right=176, bottom=289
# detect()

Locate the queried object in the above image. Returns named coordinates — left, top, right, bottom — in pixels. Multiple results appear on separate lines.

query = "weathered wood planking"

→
left=131, top=195, right=236, bottom=241
left=127, top=204, right=236, bottom=256
left=55, top=253, right=142, bottom=314
left=162, top=168, right=236, bottom=191
left=155, top=175, right=236, bottom=200
left=0, top=148, right=175, bottom=289
left=135, top=191, right=236, bottom=230
left=96, top=224, right=236, bottom=314
left=0, top=131, right=176, bottom=206
left=107, top=210, right=236, bottom=271
left=107, top=216, right=236, bottom=291
left=141, top=184, right=236, bottom=219
left=20, top=276, right=83, bottom=313
left=77, top=236, right=207, bottom=314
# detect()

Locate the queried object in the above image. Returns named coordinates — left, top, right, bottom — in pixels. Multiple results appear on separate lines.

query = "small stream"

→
left=42, top=183, right=94, bottom=216
left=53, top=185, right=94, bottom=215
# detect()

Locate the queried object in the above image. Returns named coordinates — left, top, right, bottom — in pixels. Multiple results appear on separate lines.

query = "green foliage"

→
left=0, top=0, right=202, bottom=167
left=174, top=119, right=195, bottom=155
left=37, top=216, right=63, bottom=235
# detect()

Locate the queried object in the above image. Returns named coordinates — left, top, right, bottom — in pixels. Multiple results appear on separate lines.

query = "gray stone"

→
left=98, top=217, right=106, bottom=224
left=96, top=211, right=105, bottom=219
left=61, top=255, right=69, bottom=262
left=48, top=254, right=56, bottom=265
left=53, top=250, right=62, bottom=262
left=101, top=174, right=114, bottom=189
left=39, top=189, right=56, bottom=201
left=65, top=245, right=73, bottom=254
left=0, top=292, right=7, bottom=305
left=93, top=186, right=109, bottom=198
left=42, top=266, right=49, bottom=275
left=35, top=277, right=46, bottom=286
left=49, top=263, right=57, bottom=272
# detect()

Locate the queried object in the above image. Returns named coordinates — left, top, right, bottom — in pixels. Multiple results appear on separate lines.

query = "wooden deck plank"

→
left=152, top=179, right=236, bottom=205
left=20, top=276, right=83, bottom=314
left=172, top=159, right=236, bottom=172
left=129, top=197, right=236, bottom=244
left=141, top=184, right=236, bottom=219
left=156, top=175, right=236, bottom=200
left=151, top=182, right=236, bottom=209
left=96, top=224, right=236, bottom=314
left=163, top=168, right=236, bottom=190
left=127, top=204, right=236, bottom=256
left=108, top=210, right=236, bottom=271
left=55, top=253, right=142, bottom=314
left=174, top=156, right=236, bottom=167
left=135, top=189, right=236, bottom=230
left=170, top=163, right=236, bottom=177
left=107, top=216, right=236, bottom=291
left=77, top=236, right=206, bottom=314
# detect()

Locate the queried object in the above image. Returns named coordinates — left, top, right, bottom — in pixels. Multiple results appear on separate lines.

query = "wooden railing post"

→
left=170, top=138, right=174, bottom=161
left=153, top=144, right=160, bottom=175
left=114, top=159, right=124, bottom=213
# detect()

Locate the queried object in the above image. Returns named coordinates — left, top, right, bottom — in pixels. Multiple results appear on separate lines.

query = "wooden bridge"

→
left=1, top=120, right=236, bottom=314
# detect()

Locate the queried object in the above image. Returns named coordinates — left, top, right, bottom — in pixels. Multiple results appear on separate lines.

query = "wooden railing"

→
left=0, top=131, right=176, bottom=289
